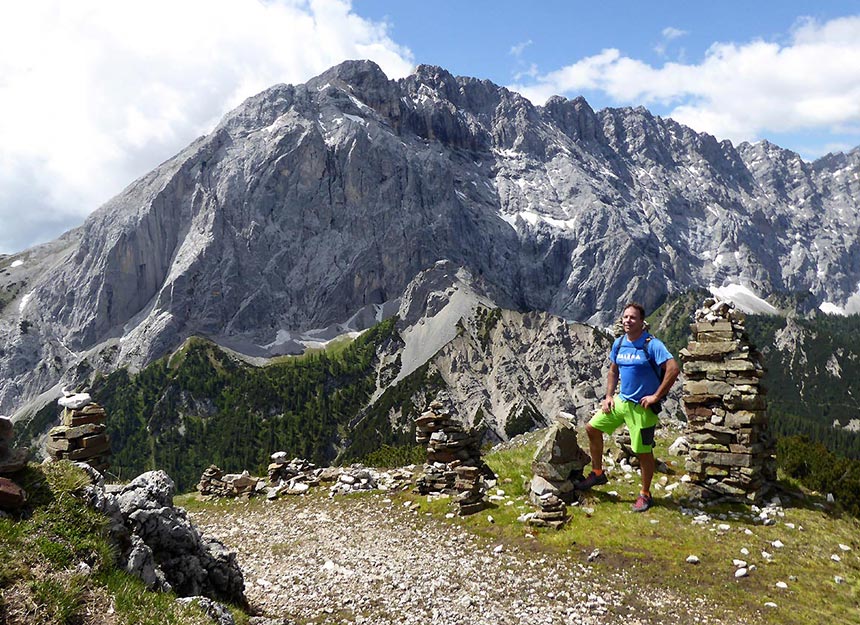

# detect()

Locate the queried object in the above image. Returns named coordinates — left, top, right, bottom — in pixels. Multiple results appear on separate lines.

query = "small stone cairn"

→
left=414, top=400, right=492, bottom=515
left=197, top=465, right=261, bottom=498
left=267, top=453, right=320, bottom=496
left=527, top=417, right=591, bottom=528
left=679, top=298, right=776, bottom=502
left=197, top=452, right=413, bottom=501
left=529, top=493, right=568, bottom=529
left=0, top=415, right=29, bottom=511
left=46, top=391, right=112, bottom=474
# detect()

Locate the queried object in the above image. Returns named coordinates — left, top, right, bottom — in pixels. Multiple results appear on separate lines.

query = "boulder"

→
left=0, top=476, right=26, bottom=509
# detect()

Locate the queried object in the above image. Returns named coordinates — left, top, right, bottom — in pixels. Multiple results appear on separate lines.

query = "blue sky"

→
left=1, top=1, right=859, bottom=254
left=357, top=1, right=860, bottom=157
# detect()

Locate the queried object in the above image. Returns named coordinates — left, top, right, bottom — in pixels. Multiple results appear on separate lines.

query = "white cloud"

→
left=662, top=27, right=688, bottom=40
left=0, top=0, right=413, bottom=254
left=511, top=15, right=860, bottom=152
left=510, top=39, right=533, bottom=57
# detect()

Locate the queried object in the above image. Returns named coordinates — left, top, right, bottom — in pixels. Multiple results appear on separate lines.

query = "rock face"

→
left=84, top=469, right=246, bottom=605
left=680, top=299, right=776, bottom=502
left=397, top=264, right=613, bottom=439
left=2, top=59, right=860, bottom=417
left=529, top=417, right=590, bottom=504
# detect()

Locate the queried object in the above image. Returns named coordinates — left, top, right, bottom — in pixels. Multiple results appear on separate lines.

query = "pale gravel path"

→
left=190, top=492, right=726, bottom=625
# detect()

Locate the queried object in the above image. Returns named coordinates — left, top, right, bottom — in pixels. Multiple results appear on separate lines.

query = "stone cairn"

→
left=529, top=494, right=568, bottom=529
left=679, top=298, right=776, bottom=502
left=414, top=400, right=492, bottom=515
left=197, top=453, right=414, bottom=501
left=0, top=415, right=29, bottom=511
left=46, top=391, right=112, bottom=474
left=197, top=465, right=261, bottom=498
left=528, top=417, right=591, bottom=528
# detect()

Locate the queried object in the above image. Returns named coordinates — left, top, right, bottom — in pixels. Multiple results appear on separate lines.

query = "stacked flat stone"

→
left=197, top=465, right=260, bottom=498
left=268, top=453, right=319, bottom=486
left=0, top=415, right=29, bottom=510
left=47, top=392, right=112, bottom=473
left=416, top=401, right=483, bottom=466
left=528, top=493, right=568, bottom=529
left=414, top=464, right=457, bottom=494
left=415, top=400, right=487, bottom=495
left=680, top=298, right=776, bottom=502
left=453, top=465, right=486, bottom=515
left=529, top=417, right=590, bottom=504
left=328, top=466, right=378, bottom=496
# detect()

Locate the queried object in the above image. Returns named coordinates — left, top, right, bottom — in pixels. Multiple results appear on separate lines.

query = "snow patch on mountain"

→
left=709, top=284, right=779, bottom=315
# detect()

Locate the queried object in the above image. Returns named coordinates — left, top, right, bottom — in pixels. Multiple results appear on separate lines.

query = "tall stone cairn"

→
left=679, top=298, right=776, bottom=502
left=414, top=399, right=491, bottom=515
left=46, top=392, right=112, bottom=474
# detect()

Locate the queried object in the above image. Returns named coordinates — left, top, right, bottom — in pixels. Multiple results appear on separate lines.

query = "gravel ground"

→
left=190, top=492, right=728, bottom=625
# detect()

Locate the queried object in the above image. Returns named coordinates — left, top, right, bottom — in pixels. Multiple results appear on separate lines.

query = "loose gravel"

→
left=190, top=493, right=726, bottom=625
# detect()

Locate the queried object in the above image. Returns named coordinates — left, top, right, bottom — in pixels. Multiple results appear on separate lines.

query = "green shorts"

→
left=590, top=396, right=658, bottom=454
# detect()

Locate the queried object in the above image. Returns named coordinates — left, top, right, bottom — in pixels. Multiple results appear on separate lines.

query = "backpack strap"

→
left=642, top=335, right=664, bottom=380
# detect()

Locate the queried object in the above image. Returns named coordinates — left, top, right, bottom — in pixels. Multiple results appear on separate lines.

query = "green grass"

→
left=0, top=461, right=248, bottom=625
left=395, top=431, right=860, bottom=625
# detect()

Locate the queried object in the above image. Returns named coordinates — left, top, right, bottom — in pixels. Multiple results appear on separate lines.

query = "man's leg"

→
left=577, top=402, right=623, bottom=490
left=624, top=405, right=658, bottom=511
left=585, top=423, right=605, bottom=471
left=638, top=451, right=654, bottom=494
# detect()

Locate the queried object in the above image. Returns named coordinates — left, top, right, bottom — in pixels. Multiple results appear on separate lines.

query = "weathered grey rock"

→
left=176, top=597, right=235, bottom=625
left=58, top=393, right=92, bottom=410
left=126, top=534, right=169, bottom=591
left=117, top=470, right=177, bottom=514
left=82, top=470, right=247, bottom=605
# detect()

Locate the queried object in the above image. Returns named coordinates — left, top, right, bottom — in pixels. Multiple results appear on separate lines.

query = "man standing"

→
left=576, top=302, right=680, bottom=512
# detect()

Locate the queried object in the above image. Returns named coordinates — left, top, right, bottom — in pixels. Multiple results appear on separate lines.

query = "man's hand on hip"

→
left=639, top=394, right=660, bottom=410
left=601, top=396, right=614, bottom=413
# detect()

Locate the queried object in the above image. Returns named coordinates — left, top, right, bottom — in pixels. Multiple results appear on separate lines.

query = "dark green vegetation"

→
left=745, top=314, right=860, bottom=459
left=81, top=318, right=443, bottom=492
left=646, top=287, right=710, bottom=356
left=0, top=461, right=230, bottom=625
left=778, top=435, right=860, bottom=518
left=473, top=306, right=503, bottom=349
left=650, top=291, right=860, bottom=459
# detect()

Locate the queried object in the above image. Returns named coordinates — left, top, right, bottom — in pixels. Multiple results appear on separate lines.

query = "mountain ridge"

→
left=1, top=59, right=859, bottom=416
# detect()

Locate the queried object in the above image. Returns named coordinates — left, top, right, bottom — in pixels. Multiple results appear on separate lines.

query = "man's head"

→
left=622, top=302, right=646, bottom=338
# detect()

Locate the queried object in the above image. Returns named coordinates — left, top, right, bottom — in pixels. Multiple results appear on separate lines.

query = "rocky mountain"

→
left=13, top=263, right=628, bottom=491
left=2, top=59, right=859, bottom=418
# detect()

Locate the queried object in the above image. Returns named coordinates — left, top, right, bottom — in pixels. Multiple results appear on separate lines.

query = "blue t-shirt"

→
left=610, top=333, right=673, bottom=403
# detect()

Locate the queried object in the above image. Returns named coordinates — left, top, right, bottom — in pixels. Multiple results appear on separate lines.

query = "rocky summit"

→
left=1, top=59, right=859, bottom=416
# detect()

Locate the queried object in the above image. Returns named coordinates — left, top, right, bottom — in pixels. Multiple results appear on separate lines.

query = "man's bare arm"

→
left=601, top=362, right=619, bottom=413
